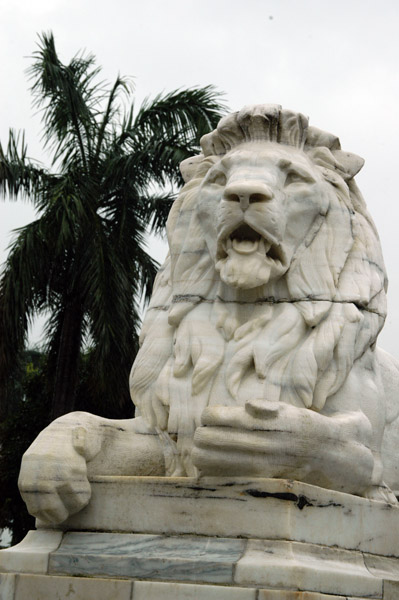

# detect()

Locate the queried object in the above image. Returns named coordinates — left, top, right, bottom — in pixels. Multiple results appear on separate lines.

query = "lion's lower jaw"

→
left=216, top=252, right=275, bottom=289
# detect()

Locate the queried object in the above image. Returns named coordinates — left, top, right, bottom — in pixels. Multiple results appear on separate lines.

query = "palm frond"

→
left=103, top=131, right=193, bottom=193
left=132, top=87, right=226, bottom=147
left=93, top=75, right=134, bottom=166
left=0, top=129, right=51, bottom=201
left=28, top=32, right=101, bottom=170
left=139, top=191, right=176, bottom=235
left=133, top=243, right=159, bottom=304
left=77, top=228, right=140, bottom=404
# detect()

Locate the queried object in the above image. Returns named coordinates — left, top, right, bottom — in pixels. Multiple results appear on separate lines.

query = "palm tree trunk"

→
left=51, top=298, right=83, bottom=420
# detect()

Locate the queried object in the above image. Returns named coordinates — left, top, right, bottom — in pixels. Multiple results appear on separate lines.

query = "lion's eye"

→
left=284, top=171, right=314, bottom=187
left=209, top=172, right=227, bottom=187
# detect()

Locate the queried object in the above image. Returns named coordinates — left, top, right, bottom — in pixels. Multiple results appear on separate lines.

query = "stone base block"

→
left=0, top=574, right=383, bottom=600
left=1, top=477, right=399, bottom=599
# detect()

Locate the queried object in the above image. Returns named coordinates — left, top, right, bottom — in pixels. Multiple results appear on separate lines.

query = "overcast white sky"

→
left=0, top=0, right=398, bottom=355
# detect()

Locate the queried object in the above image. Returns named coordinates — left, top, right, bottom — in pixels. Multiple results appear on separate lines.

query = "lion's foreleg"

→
left=19, top=412, right=165, bottom=524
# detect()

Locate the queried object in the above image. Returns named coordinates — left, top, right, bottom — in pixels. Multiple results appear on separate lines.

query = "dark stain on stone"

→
left=297, top=494, right=313, bottom=510
left=185, top=486, right=217, bottom=492
left=245, top=489, right=314, bottom=510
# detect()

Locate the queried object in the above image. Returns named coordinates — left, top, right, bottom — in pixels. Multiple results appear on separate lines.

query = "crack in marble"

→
left=163, top=294, right=385, bottom=318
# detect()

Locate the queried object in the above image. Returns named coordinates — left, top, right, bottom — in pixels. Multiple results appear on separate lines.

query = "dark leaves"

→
left=0, top=31, right=226, bottom=418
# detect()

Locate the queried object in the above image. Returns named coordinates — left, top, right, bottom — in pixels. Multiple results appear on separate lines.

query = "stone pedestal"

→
left=1, top=477, right=399, bottom=599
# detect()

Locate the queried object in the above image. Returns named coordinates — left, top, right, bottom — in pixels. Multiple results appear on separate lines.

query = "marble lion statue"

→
left=19, top=104, right=399, bottom=524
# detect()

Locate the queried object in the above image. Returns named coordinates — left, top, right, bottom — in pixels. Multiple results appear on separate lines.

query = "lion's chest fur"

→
left=171, top=297, right=309, bottom=416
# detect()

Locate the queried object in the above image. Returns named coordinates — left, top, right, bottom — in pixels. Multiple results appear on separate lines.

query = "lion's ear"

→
left=308, top=147, right=364, bottom=182
left=332, top=150, right=364, bottom=180
left=305, top=126, right=364, bottom=181
left=179, top=156, right=205, bottom=183
left=179, top=155, right=218, bottom=183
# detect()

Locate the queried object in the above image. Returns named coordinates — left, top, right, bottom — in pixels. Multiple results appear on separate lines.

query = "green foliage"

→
left=0, top=33, right=226, bottom=420
left=0, top=345, right=137, bottom=546
left=0, top=350, right=50, bottom=544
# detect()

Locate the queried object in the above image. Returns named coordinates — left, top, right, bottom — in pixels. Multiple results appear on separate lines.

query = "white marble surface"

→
left=0, top=574, right=389, bottom=600
left=56, top=477, right=399, bottom=558
left=4, top=575, right=379, bottom=600
left=3, top=478, right=399, bottom=598
left=0, top=530, right=63, bottom=574
left=128, top=581, right=255, bottom=600
left=235, top=539, right=381, bottom=597
left=2, top=528, right=399, bottom=598
left=17, top=105, right=399, bottom=530
left=13, top=574, right=133, bottom=600
left=384, top=581, right=399, bottom=600
left=18, top=413, right=164, bottom=524
left=0, top=573, right=15, bottom=600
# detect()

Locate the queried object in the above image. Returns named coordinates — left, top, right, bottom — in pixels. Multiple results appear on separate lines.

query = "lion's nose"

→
left=223, top=181, right=274, bottom=211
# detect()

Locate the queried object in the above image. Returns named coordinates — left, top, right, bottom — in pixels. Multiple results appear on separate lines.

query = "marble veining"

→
left=59, top=477, right=399, bottom=559
left=24, top=527, right=399, bottom=597
left=4, top=478, right=399, bottom=597
left=49, top=532, right=246, bottom=583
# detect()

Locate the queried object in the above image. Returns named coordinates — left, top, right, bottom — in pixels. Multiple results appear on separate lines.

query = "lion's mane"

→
left=130, top=105, right=387, bottom=476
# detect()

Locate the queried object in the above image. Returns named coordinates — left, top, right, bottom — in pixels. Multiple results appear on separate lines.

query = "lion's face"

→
left=197, top=141, right=331, bottom=289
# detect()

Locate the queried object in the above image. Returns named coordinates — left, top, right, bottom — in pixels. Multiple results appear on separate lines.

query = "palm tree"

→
left=0, top=33, right=225, bottom=420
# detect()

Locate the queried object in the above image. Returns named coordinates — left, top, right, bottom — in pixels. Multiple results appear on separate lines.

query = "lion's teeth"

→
left=257, top=238, right=271, bottom=255
left=220, top=238, right=232, bottom=256
left=232, top=238, right=259, bottom=254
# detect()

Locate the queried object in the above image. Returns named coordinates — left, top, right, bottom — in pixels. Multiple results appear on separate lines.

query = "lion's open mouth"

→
left=223, top=223, right=282, bottom=262
left=229, top=224, right=262, bottom=255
